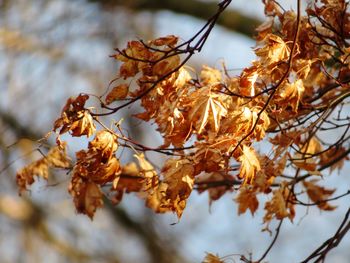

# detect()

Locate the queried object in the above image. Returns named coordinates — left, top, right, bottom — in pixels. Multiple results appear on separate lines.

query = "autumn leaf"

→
left=114, top=162, right=143, bottom=193
left=53, top=94, right=95, bottom=137
left=105, top=84, right=129, bottom=104
left=320, top=146, right=349, bottom=173
left=239, top=66, right=259, bottom=97
left=303, top=180, right=336, bottom=211
left=255, top=33, right=290, bottom=65
left=73, top=135, right=121, bottom=185
left=236, top=186, right=259, bottom=215
left=134, top=153, right=158, bottom=190
left=293, top=137, right=322, bottom=175
left=150, top=35, right=178, bottom=47
left=69, top=177, right=103, bottom=219
left=202, top=253, right=225, bottom=263
left=188, top=87, right=227, bottom=134
left=145, top=158, right=194, bottom=218
left=46, top=144, right=71, bottom=168
left=89, top=130, right=118, bottom=159
left=16, top=159, right=49, bottom=195
left=152, top=55, right=180, bottom=77
left=16, top=145, right=70, bottom=195
left=200, top=65, right=222, bottom=86
left=276, top=79, right=305, bottom=112
left=238, top=145, right=261, bottom=185
left=263, top=186, right=295, bottom=224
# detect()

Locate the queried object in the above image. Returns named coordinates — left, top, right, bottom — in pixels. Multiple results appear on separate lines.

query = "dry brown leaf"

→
left=105, top=84, right=129, bottom=104
left=236, top=186, right=259, bottom=215
left=69, top=178, right=103, bottom=219
left=303, top=180, right=336, bottom=211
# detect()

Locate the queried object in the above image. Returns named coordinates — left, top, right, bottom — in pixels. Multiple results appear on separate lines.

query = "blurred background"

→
left=0, top=0, right=349, bottom=262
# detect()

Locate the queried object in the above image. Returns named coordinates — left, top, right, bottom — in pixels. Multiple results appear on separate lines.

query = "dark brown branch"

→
left=301, top=207, right=350, bottom=263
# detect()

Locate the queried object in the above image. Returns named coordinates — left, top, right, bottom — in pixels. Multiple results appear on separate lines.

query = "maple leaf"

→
left=114, top=162, right=143, bottom=193
left=115, top=40, right=152, bottom=79
left=105, top=84, right=129, bottom=104
left=46, top=144, right=71, bottom=168
left=188, top=87, right=227, bottom=134
left=72, top=130, right=121, bottom=188
left=145, top=158, right=194, bottom=218
left=69, top=177, right=103, bottom=219
left=152, top=54, right=180, bottom=77
left=149, top=35, right=178, bottom=47
left=263, top=186, right=295, bottom=224
left=162, top=158, right=195, bottom=218
left=134, top=153, right=158, bottom=191
left=145, top=182, right=170, bottom=214
left=89, top=130, right=118, bottom=159
left=202, top=253, right=224, bottom=263
left=293, top=137, right=323, bottom=175
left=200, top=65, right=222, bottom=86
left=255, top=34, right=290, bottom=65
left=16, top=159, right=49, bottom=195
left=53, top=94, right=95, bottom=137
left=119, top=60, right=139, bottom=79
left=193, top=146, right=226, bottom=174
left=276, top=79, right=305, bottom=112
left=238, top=145, right=261, bottom=185
left=236, top=186, right=259, bottom=215
left=73, top=153, right=121, bottom=185
left=16, top=145, right=71, bottom=195
left=239, top=66, right=259, bottom=97
left=226, top=106, right=270, bottom=142
left=303, top=180, right=337, bottom=211
left=320, top=146, right=349, bottom=173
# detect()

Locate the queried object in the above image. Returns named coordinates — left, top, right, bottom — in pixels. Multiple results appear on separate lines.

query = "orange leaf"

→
left=69, top=178, right=103, bottom=219
left=202, top=253, right=224, bottom=263
left=238, top=146, right=261, bottom=185
left=236, top=186, right=259, bottom=215
left=150, top=35, right=178, bottom=47
left=303, top=180, right=336, bottom=211
left=105, top=84, right=129, bottom=104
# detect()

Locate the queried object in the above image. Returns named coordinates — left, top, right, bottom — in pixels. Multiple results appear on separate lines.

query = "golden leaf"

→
left=119, top=60, right=139, bottom=79
left=188, top=87, right=227, bottom=134
left=202, top=253, right=224, bottom=263
left=255, top=34, right=290, bottom=65
left=239, top=66, right=259, bottom=97
left=46, top=144, right=71, bottom=168
left=238, top=146, right=261, bottom=185
left=200, top=65, right=222, bottom=86
left=277, top=79, right=305, bottom=112
left=89, top=130, right=118, bottom=159
left=145, top=158, right=194, bottom=218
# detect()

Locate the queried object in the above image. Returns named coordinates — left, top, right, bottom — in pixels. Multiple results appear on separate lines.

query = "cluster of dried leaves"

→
left=16, top=0, right=350, bottom=245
